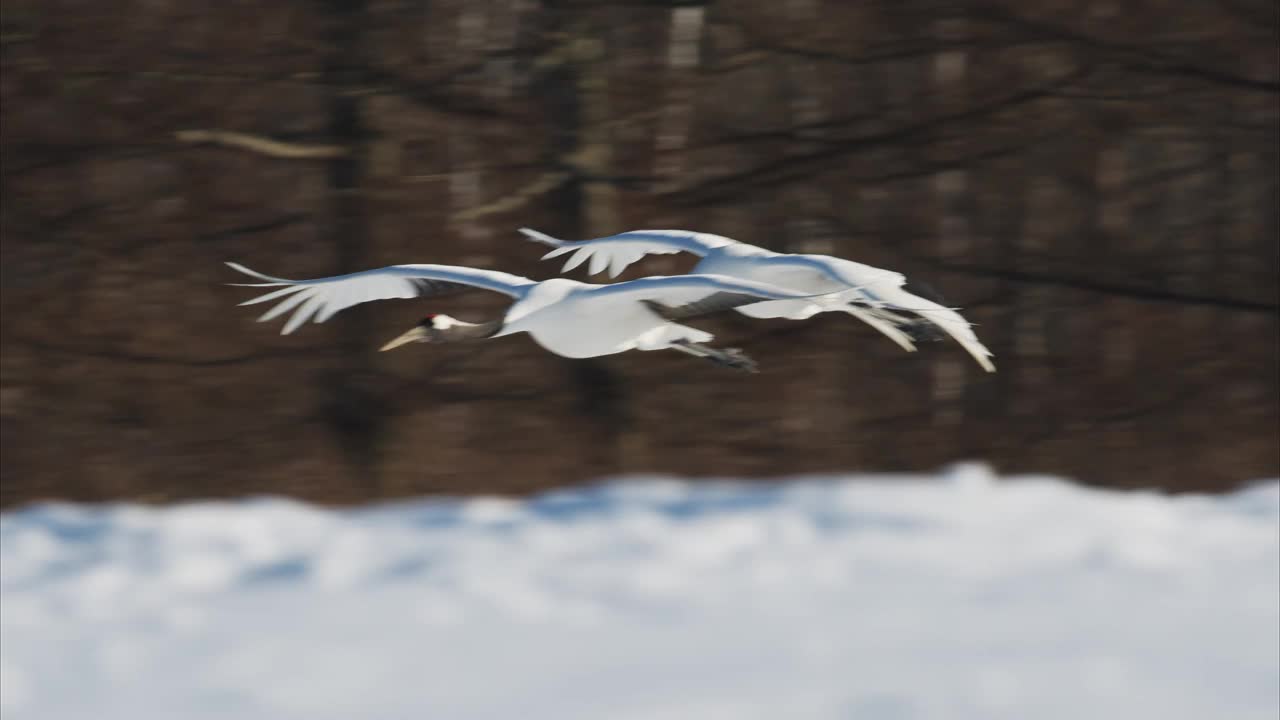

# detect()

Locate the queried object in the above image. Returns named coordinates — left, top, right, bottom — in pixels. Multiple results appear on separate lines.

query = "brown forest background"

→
left=1, top=0, right=1277, bottom=505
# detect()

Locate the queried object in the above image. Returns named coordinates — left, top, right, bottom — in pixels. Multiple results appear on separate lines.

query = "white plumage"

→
left=519, top=228, right=996, bottom=372
left=226, top=261, right=837, bottom=370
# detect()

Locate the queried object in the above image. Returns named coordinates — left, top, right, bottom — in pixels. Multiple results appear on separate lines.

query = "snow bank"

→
left=2, top=465, right=1277, bottom=720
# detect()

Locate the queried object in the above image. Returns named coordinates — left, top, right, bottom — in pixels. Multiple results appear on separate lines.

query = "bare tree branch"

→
left=672, top=63, right=1094, bottom=205
left=174, top=130, right=348, bottom=159
left=921, top=260, right=1279, bottom=314
left=969, top=4, right=1280, bottom=94
left=10, top=337, right=336, bottom=367
left=451, top=171, right=571, bottom=222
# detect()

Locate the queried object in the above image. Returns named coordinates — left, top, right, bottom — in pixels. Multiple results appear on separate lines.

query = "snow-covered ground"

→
left=2, top=464, right=1277, bottom=720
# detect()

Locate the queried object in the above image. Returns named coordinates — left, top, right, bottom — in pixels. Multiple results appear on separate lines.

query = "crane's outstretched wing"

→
left=519, top=228, right=738, bottom=278
left=596, top=274, right=826, bottom=320
left=226, top=262, right=535, bottom=335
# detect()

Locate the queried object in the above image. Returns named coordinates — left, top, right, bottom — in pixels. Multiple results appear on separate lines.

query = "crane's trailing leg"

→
left=670, top=341, right=759, bottom=373
left=900, top=319, right=946, bottom=342
left=848, top=301, right=944, bottom=343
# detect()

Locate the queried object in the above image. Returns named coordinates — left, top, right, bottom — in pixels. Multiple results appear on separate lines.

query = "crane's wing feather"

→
left=641, top=292, right=789, bottom=322
left=596, top=274, right=822, bottom=320
left=518, top=228, right=738, bottom=278
left=226, top=262, right=534, bottom=335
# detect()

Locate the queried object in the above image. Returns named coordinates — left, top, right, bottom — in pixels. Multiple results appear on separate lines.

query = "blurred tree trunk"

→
left=535, top=6, right=633, bottom=476
left=320, top=0, right=387, bottom=494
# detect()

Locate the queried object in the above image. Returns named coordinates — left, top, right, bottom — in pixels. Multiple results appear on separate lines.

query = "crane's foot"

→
left=846, top=299, right=944, bottom=342
left=705, top=347, right=759, bottom=373
left=671, top=341, right=760, bottom=373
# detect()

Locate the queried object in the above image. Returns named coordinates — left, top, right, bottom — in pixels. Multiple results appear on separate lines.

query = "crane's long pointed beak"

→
left=379, top=326, right=428, bottom=352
